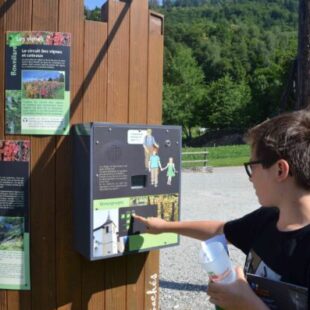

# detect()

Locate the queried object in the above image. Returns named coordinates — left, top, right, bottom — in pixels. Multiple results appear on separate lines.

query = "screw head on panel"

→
left=165, top=139, right=171, bottom=147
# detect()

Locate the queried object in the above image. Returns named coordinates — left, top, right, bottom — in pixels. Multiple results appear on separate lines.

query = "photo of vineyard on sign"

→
left=22, top=71, right=65, bottom=100
left=5, top=31, right=71, bottom=135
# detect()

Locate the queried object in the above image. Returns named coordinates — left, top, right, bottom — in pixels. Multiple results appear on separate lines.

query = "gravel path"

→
left=159, top=166, right=260, bottom=310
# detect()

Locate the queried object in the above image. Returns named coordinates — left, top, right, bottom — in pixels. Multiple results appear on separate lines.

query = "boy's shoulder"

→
left=249, top=206, right=279, bottom=222
left=225, top=207, right=278, bottom=239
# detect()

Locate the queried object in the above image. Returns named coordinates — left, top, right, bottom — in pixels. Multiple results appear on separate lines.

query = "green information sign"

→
left=5, top=31, right=71, bottom=135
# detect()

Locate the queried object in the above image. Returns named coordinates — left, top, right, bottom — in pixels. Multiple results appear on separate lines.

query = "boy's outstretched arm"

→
left=133, top=215, right=225, bottom=240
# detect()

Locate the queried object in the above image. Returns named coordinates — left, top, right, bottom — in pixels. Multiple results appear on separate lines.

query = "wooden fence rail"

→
left=182, top=150, right=209, bottom=167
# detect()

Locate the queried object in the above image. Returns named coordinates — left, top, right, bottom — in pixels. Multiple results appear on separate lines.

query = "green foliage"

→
left=204, top=75, right=251, bottom=129
left=84, top=6, right=102, bottom=21
left=6, top=90, right=21, bottom=134
left=84, top=0, right=298, bottom=136
left=0, top=217, right=24, bottom=251
left=163, top=44, right=206, bottom=138
left=160, top=0, right=298, bottom=133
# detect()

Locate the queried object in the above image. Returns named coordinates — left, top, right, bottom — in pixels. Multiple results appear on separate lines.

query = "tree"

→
left=203, top=75, right=251, bottom=129
left=58, top=73, right=65, bottom=82
left=160, top=0, right=298, bottom=134
left=163, top=0, right=174, bottom=9
left=84, top=6, right=101, bottom=21
left=149, top=0, right=161, bottom=9
left=163, top=44, right=206, bottom=139
left=249, top=60, right=293, bottom=123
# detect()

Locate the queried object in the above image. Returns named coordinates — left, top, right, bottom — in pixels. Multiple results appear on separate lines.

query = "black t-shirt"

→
left=224, top=207, right=310, bottom=308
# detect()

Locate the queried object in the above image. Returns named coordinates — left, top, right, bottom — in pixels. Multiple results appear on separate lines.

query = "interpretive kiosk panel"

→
left=73, top=123, right=181, bottom=260
left=5, top=31, right=71, bottom=135
left=0, top=141, right=30, bottom=290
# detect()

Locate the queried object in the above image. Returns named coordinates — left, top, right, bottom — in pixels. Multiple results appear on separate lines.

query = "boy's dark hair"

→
left=245, top=110, right=310, bottom=190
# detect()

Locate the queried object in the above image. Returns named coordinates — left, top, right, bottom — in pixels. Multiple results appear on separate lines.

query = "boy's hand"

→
left=207, top=267, right=268, bottom=310
left=132, top=215, right=167, bottom=234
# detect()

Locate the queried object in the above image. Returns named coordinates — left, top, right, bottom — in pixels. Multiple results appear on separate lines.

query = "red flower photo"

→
left=0, top=141, right=30, bottom=162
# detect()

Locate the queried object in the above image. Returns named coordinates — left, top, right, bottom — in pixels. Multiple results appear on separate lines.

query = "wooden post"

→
left=204, top=148, right=208, bottom=168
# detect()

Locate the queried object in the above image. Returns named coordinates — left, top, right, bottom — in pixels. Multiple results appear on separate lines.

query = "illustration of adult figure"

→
left=149, top=148, right=162, bottom=187
left=162, top=157, right=177, bottom=185
left=143, top=129, right=159, bottom=169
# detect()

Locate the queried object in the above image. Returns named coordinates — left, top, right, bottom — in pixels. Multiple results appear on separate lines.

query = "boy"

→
left=134, top=110, right=310, bottom=309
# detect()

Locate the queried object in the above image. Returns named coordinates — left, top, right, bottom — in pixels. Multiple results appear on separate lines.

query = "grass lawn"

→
left=0, top=238, right=23, bottom=251
left=54, top=86, right=65, bottom=99
left=182, top=144, right=250, bottom=167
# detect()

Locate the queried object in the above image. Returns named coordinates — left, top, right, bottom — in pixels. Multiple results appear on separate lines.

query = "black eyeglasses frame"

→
left=243, top=160, right=264, bottom=178
left=244, top=159, right=293, bottom=178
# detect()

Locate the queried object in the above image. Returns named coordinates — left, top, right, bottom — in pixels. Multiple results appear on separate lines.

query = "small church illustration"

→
left=93, top=213, right=124, bottom=257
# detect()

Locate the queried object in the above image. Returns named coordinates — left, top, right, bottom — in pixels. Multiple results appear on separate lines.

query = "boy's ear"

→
left=276, top=159, right=290, bottom=181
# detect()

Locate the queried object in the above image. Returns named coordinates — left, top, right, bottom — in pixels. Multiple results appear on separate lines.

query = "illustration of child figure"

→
left=162, top=157, right=176, bottom=185
left=148, top=148, right=162, bottom=187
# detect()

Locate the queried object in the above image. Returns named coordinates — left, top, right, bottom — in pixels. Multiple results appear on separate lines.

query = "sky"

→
left=84, top=0, right=107, bottom=9
left=22, top=70, right=63, bottom=82
left=84, top=0, right=163, bottom=10
left=93, top=209, right=118, bottom=230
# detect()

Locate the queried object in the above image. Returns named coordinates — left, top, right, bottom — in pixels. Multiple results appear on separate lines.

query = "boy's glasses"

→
left=243, top=160, right=264, bottom=178
left=244, top=159, right=293, bottom=178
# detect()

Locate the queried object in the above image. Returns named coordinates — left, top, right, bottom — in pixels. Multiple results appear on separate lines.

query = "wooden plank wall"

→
left=5, top=1, right=32, bottom=310
left=0, top=0, right=165, bottom=309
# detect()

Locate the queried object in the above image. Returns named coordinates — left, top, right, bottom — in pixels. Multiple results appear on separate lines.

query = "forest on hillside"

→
left=85, top=0, right=299, bottom=140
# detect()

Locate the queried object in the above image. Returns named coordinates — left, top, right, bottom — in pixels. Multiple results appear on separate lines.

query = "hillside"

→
left=85, top=1, right=299, bottom=141
left=157, top=0, right=298, bottom=139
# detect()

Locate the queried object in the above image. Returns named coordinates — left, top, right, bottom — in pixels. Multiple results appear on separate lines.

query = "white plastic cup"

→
left=200, top=241, right=236, bottom=284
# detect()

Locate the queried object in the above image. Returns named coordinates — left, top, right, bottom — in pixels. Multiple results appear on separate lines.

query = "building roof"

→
left=94, top=213, right=116, bottom=231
